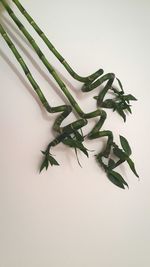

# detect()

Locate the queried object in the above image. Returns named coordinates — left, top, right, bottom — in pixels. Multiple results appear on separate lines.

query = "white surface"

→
left=0, top=0, right=150, bottom=266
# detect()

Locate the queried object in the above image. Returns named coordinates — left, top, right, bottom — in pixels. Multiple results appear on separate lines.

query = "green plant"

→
left=0, top=0, right=139, bottom=189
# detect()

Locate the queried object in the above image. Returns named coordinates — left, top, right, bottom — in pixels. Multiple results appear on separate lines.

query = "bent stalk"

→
left=0, top=0, right=139, bottom=188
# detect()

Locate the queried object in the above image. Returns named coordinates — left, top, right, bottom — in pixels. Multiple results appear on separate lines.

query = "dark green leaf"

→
left=127, top=158, right=139, bottom=178
left=115, top=105, right=126, bottom=121
left=47, top=155, right=59, bottom=166
left=120, top=135, right=132, bottom=156
left=108, top=158, right=116, bottom=169
left=116, top=78, right=124, bottom=93
left=73, top=130, right=84, bottom=142
left=101, top=99, right=115, bottom=109
left=113, top=146, right=128, bottom=161
left=107, top=170, right=128, bottom=189
left=123, top=94, right=137, bottom=101
left=63, top=138, right=89, bottom=157
left=126, top=105, right=132, bottom=113
left=40, top=158, right=49, bottom=173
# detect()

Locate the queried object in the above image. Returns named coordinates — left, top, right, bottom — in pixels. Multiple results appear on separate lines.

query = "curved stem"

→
left=1, top=0, right=108, bottom=120
left=82, top=73, right=115, bottom=92
left=0, top=23, right=76, bottom=133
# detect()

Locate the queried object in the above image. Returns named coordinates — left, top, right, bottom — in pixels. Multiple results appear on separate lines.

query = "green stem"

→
left=0, top=23, right=78, bottom=134
left=11, top=0, right=117, bottom=95
left=1, top=0, right=107, bottom=120
left=12, top=0, right=104, bottom=84
left=82, top=73, right=115, bottom=92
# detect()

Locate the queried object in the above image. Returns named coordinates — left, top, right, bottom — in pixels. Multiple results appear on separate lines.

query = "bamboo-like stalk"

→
left=0, top=23, right=88, bottom=135
left=12, top=0, right=104, bottom=84
left=0, top=1, right=138, bottom=187
left=1, top=0, right=113, bottom=120
left=0, top=1, right=116, bottom=168
left=12, top=0, right=118, bottom=93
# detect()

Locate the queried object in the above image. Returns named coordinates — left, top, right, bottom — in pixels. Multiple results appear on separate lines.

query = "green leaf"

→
left=73, top=130, right=84, bottom=142
left=126, top=105, right=132, bottom=114
left=113, top=146, right=128, bottom=161
left=63, top=138, right=89, bottom=157
left=40, top=158, right=49, bottom=173
left=101, top=99, right=115, bottom=109
left=127, top=158, right=139, bottom=178
left=120, top=135, right=132, bottom=156
left=123, top=94, right=137, bottom=101
left=116, top=78, right=124, bottom=93
left=40, top=151, right=59, bottom=172
left=115, top=104, right=126, bottom=121
left=47, top=155, right=59, bottom=166
left=107, top=170, right=128, bottom=189
left=108, top=158, right=116, bottom=169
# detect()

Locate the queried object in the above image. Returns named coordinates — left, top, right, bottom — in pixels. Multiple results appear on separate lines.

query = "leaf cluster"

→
left=40, top=151, right=59, bottom=173
left=97, top=135, right=139, bottom=189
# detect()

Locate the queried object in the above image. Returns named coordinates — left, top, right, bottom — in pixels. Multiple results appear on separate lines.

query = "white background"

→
left=0, top=0, right=150, bottom=266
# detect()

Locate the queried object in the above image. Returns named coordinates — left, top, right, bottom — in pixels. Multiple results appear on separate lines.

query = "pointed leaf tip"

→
left=48, top=155, right=59, bottom=166
left=120, top=135, right=132, bottom=156
left=124, top=94, right=137, bottom=101
left=127, top=158, right=139, bottom=178
left=107, top=170, right=129, bottom=189
left=40, top=158, right=48, bottom=173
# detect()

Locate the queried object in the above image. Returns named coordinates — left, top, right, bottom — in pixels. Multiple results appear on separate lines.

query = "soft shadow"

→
left=2, top=15, right=33, bottom=48
left=1, top=20, right=69, bottom=105
left=2, top=15, right=98, bottom=101
left=0, top=48, right=52, bottom=120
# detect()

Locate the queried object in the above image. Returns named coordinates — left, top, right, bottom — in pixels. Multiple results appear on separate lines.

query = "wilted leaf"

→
left=120, top=135, right=132, bottom=156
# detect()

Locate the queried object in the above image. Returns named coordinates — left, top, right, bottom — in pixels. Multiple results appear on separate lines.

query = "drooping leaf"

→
left=115, top=104, right=126, bottom=121
left=107, top=170, right=128, bottom=189
left=120, top=135, right=132, bottom=156
left=127, top=158, right=139, bottom=178
left=63, top=137, right=89, bottom=157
